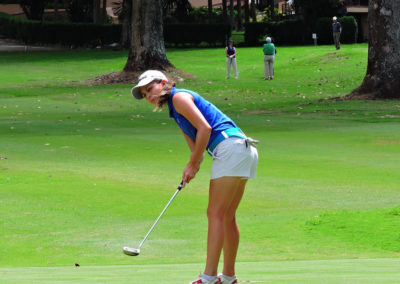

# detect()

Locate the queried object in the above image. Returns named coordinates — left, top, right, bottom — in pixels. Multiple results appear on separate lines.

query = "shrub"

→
left=315, top=17, right=333, bottom=45
left=315, top=16, right=358, bottom=45
left=244, top=22, right=267, bottom=46
left=340, top=16, right=358, bottom=44
left=164, top=23, right=231, bottom=47
left=0, top=12, right=22, bottom=38
left=0, top=13, right=120, bottom=46
left=0, top=13, right=231, bottom=47
left=245, top=19, right=309, bottom=46
left=185, top=7, right=226, bottom=24
left=267, top=19, right=308, bottom=45
left=67, top=0, right=93, bottom=23
left=245, top=15, right=358, bottom=46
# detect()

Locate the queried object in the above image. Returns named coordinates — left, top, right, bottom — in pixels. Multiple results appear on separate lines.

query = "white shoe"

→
left=189, top=274, right=221, bottom=284
left=219, top=274, right=238, bottom=284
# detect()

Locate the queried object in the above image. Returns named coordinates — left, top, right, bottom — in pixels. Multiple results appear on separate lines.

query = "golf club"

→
left=123, top=181, right=183, bottom=256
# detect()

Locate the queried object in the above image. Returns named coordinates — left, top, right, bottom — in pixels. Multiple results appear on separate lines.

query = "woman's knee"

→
left=207, top=206, right=226, bottom=221
left=224, top=209, right=237, bottom=223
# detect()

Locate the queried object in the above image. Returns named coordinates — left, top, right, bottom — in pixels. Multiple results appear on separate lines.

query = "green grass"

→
left=1, top=44, right=400, bottom=282
left=2, top=259, right=400, bottom=283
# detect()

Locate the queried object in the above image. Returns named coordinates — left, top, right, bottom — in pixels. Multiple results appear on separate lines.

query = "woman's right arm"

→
left=181, top=130, right=204, bottom=166
left=173, top=92, right=211, bottom=186
left=181, top=129, right=195, bottom=152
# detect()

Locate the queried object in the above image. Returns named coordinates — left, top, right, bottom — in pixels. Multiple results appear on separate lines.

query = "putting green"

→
left=1, top=258, right=400, bottom=283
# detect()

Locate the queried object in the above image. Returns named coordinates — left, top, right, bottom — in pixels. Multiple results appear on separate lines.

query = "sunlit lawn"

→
left=1, top=44, right=400, bottom=283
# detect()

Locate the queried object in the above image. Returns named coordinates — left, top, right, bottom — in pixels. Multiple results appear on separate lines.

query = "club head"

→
left=123, top=246, right=140, bottom=256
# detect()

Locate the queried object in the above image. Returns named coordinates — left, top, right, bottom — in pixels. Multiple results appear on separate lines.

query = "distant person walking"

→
left=332, top=16, right=342, bottom=50
left=263, top=37, right=276, bottom=80
left=225, top=40, right=238, bottom=79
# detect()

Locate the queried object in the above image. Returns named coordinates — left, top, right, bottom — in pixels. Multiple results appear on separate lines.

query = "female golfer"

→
left=131, top=70, right=258, bottom=284
left=225, top=39, right=238, bottom=79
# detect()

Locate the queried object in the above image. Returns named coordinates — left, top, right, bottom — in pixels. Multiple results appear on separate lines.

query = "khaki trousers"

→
left=333, top=32, right=341, bottom=49
left=264, top=55, right=274, bottom=79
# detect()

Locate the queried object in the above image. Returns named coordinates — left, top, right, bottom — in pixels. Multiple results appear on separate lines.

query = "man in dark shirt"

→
left=332, top=16, right=342, bottom=50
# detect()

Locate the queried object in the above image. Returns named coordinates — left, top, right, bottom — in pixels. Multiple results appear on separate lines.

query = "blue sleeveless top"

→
left=168, top=87, right=238, bottom=150
left=227, top=46, right=235, bottom=57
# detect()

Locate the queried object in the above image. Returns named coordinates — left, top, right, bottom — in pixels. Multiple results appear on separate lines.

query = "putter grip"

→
left=178, top=181, right=183, bottom=191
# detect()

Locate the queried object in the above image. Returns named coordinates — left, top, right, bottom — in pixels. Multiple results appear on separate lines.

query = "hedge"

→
left=267, top=19, right=309, bottom=46
left=0, top=13, right=231, bottom=47
left=245, top=15, right=358, bottom=46
left=0, top=13, right=120, bottom=46
left=315, top=16, right=358, bottom=45
left=164, top=23, right=231, bottom=46
left=338, top=16, right=358, bottom=44
left=244, top=22, right=267, bottom=46
left=245, top=19, right=310, bottom=46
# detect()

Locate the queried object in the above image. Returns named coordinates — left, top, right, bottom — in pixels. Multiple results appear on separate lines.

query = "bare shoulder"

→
left=172, top=91, right=194, bottom=104
left=172, top=91, right=197, bottom=115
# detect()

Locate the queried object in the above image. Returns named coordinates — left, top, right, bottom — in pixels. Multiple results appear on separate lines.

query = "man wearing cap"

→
left=263, top=37, right=276, bottom=80
left=332, top=16, right=342, bottom=50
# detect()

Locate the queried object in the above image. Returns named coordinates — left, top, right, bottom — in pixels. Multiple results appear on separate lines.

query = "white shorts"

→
left=210, top=137, right=258, bottom=180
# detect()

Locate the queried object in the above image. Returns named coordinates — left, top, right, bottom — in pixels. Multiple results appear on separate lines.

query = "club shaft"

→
left=137, top=188, right=180, bottom=250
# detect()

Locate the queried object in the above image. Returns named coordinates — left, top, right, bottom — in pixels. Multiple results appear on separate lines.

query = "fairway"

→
left=2, top=259, right=400, bottom=283
left=1, top=44, right=400, bottom=283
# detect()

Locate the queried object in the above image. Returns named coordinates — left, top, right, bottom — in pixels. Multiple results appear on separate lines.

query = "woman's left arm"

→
left=173, top=92, right=211, bottom=186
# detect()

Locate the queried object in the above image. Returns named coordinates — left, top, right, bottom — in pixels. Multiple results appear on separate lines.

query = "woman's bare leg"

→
left=203, top=176, right=244, bottom=276
left=222, top=179, right=247, bottom=276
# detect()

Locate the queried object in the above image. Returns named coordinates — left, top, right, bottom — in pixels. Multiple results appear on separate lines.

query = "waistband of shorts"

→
left=207, top=127, right=246, bottom=155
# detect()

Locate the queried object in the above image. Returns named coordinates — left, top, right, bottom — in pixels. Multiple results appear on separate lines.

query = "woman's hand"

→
left=182, top=161, right=200, bottom=187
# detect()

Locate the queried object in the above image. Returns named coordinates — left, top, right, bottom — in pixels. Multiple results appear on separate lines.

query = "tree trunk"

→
left=102, top=0, right=107, bottom=23
left=222, top=0, right=227, bottom=20
left=236, top=0, right=242, bottom=30
left=20, top=0, right=46, bottom=20
left=244, top=0, right=249, bottom=24
left=124, top=0, right=172, bottom=72
left=267, top=0, right=275, bottom=20
left=250, top=0, right=256, bottom=22
left=229, top=0, right=234, bottom=31
left=347, top=0, right=400, bottom=99
left=208, top=0, right=212, bottom=23
left=120, top=0, right=132, bottom=48
left=93, top=0, right=101, bottom=23
left=54, top=0, right=59, bottom=21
